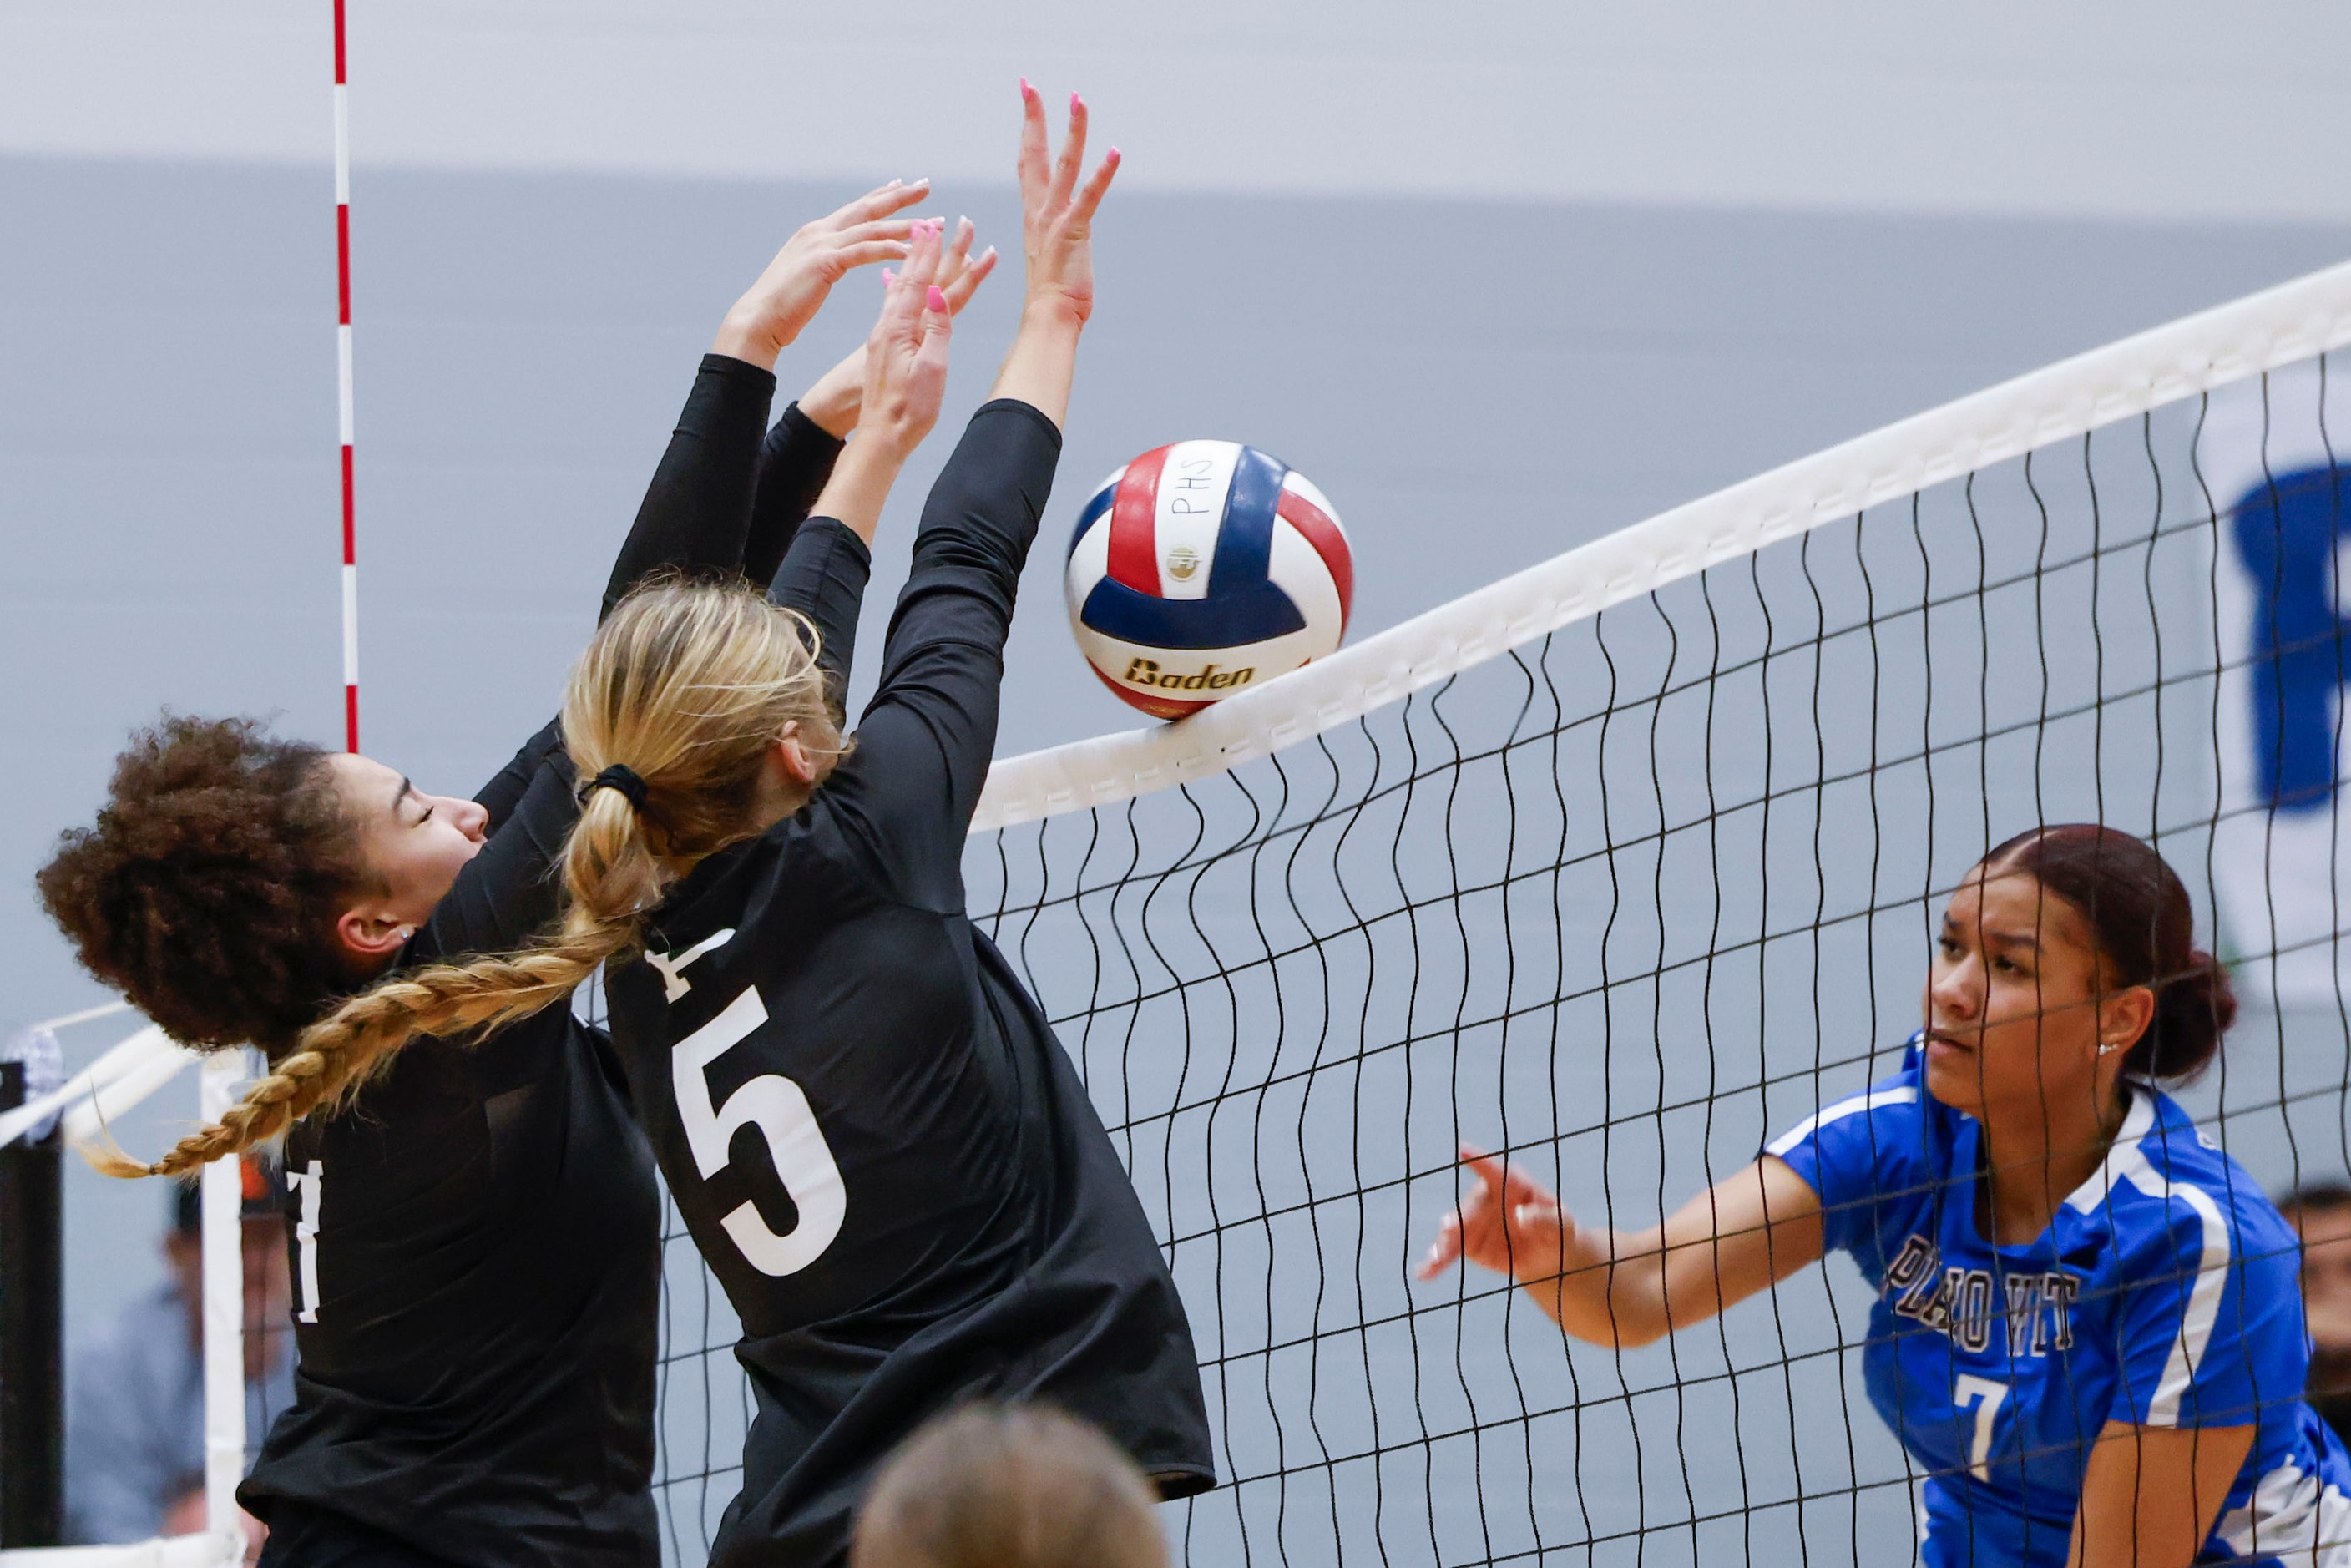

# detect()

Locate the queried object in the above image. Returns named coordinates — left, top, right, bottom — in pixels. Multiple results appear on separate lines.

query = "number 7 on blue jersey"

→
left=1954, top=1374, right=2008, bottom=1482
left=673, top=986, right=846, bottom=1276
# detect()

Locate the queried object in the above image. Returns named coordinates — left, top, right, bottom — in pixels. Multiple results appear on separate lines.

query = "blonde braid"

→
left=93, top=579, right=840, bottom=1180
left=116, top=905, right=644, bottom=1178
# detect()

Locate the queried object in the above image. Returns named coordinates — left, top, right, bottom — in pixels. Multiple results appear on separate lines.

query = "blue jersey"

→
left=1767, top=1042, right=2351, bottom=1565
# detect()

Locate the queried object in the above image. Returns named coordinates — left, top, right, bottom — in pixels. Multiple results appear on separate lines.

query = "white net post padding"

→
left=0, top=1039, right=242, bottom=1568
left=0, top=1022, right=183, bottom=1157
left=197, top=1054, right=245, bottom=1559
left=0, top=1540, right=243, bottom=1567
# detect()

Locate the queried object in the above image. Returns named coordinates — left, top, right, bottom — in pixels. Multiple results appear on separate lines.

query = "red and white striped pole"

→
left=333, top=0, right=359, bottom=752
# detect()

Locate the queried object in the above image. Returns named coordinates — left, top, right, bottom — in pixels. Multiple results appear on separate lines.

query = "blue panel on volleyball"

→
left=1079, top=577, right=1307, bottom=650
left=1204, top=445, right=1285, bottom=597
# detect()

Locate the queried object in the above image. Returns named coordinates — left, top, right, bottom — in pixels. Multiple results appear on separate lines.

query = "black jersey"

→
left=604, top=400, right=1217, bottom=1568
left=241, top=357, right=840, bottom=1567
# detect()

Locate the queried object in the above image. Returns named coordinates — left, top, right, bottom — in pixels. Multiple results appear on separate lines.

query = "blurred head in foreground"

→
left=851, top=1404, right=1167, bottom=1568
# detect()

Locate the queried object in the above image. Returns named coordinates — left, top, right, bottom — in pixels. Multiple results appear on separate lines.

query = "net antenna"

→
left=334, top=0, right=359, bottom=753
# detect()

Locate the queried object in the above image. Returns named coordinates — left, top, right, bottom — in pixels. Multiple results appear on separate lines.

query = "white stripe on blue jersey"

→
left=1763, top=1085, right=1918, bottom=1159
left=2061, top=1093, right=2236, bottom=1426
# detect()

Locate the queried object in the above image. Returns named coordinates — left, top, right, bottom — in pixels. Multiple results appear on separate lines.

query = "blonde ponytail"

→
left=101, top=581, right=842, bottom=1179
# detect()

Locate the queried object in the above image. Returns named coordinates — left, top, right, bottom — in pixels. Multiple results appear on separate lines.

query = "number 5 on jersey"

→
left=673, top=987, right=845, bottom=1277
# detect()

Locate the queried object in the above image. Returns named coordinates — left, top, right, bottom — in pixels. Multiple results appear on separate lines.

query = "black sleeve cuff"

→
left=775, top=400, right=845, bottom=456
left=697, top=352, right=781, bottom=397
left=968, top=397, right=1065, bottom=453
left=788, top=515, right=872, bottom=568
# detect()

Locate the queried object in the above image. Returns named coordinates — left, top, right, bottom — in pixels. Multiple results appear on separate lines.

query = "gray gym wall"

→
left=6, top=1, right=2350, bottom=1560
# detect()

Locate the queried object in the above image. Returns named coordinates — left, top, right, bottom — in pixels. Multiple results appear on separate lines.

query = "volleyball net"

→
left=653, top=258, right=2351, bottom=1563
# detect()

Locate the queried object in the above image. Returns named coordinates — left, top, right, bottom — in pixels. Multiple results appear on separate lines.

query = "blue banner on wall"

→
left=2209, top=363, right=2351, bottom=1006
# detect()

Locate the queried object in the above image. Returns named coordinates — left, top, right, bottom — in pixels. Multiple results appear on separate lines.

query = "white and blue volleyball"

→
left=1064, top=441, right=1354, bottom=720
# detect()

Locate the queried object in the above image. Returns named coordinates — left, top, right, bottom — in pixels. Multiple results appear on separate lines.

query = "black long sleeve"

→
left=823, top=399, right=1061, bottom=909
left=599, top=354, right=780, bottom=622
left=433, top=357, right=777, bottom=961
left=744, top=402, right=847, bottom=594
left=468, top=719, right=564, bottom=834
left=767, top=518, right=870, bottom=724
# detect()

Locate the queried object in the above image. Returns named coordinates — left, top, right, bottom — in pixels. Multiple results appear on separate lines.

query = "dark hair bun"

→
left=2141, top=948, right=2237, bottom=1083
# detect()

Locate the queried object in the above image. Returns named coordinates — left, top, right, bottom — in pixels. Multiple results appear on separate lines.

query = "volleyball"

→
left=1064, top=440, right=1354, bottom=720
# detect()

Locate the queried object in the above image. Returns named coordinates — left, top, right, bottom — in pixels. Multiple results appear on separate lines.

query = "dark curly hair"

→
left=1984, top=823, right=2237, bottom=1086
left=37, top=715, right=369, bottom=1057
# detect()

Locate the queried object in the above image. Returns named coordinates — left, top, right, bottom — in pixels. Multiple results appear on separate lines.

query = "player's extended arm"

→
left=991, top=82, right=1118, bottom=431
left=766, top=520, right=870, bottom=726
left=2066, top=1421, right=2255, bottom=1568
left=441, top=351, right=776, bottom=943
left=600, top=180, right=928, bottom=621
left=440, top=193, right=923, bottom=948
left=745, top=220, right=998, bottom=591
left=1419, top=1146, right=1825, bottom=1349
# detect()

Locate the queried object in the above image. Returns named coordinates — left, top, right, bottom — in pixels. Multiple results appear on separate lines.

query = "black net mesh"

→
left=644, top=357, right=2351, bottom=1565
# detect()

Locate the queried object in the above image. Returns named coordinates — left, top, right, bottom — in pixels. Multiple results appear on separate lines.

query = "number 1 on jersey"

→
left=1953, top=1374, right=2007, bottom=1482
left=288, top=1159, right=323, bottom=1323
left=673, top=986, right=845, bottom=1277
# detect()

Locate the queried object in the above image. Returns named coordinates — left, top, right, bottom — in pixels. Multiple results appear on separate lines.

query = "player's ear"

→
left=2096, top=984, right=2156, bottom=1060
left=336, top=903, right=413, bottom=964
left=770, top=728, right=818, bottom=789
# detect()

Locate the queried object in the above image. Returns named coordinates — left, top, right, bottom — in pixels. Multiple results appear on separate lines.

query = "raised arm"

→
left=744, top=220, right=998, bottom=591
left=602, top=180, right=933, bottom=620
left=1418, top=1146, right=1826, bottom=1348
left=767, top=519, right=872, bottom=726
left=442, top=188, right=925, bottom=952
left=813, top=90, right=1119, bottom=903
left=992, top=82, right=1118, bottom=430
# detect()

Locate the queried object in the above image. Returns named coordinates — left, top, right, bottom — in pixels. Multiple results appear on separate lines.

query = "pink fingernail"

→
left=927, top=286, right=948, bottom=311
left=882, top=268, right=895, bottom=287
left=1019, top=78, right=1034, bottom=99
left=1108, top=146, right=1122, bottom=161
left=1071, top=92, right=1084, bottom=113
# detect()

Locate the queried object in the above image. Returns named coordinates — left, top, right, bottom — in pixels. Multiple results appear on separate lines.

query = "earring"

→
left=395, top=926, right=415, bottom=943
left=2097, top=1040, right=2120, bottom=1055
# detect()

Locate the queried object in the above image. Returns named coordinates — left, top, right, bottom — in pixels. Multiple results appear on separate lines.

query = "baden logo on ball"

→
left=1064, top=440, right=1354, bottom=721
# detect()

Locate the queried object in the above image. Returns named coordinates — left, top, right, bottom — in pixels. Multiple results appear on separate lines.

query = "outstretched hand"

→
left=798, top=216, right=999, bottom=438
left=715, top=180, right=935, bottom=370
left=1418, top=1144, right=1572, bottom=1284
left=989, top=81, right=1120, bottom=427
left=805, top=220, right=955, bottom=545
left=856, top=218, right=955, bottom=458
left=1014, top=80, right=1120, bottom=328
